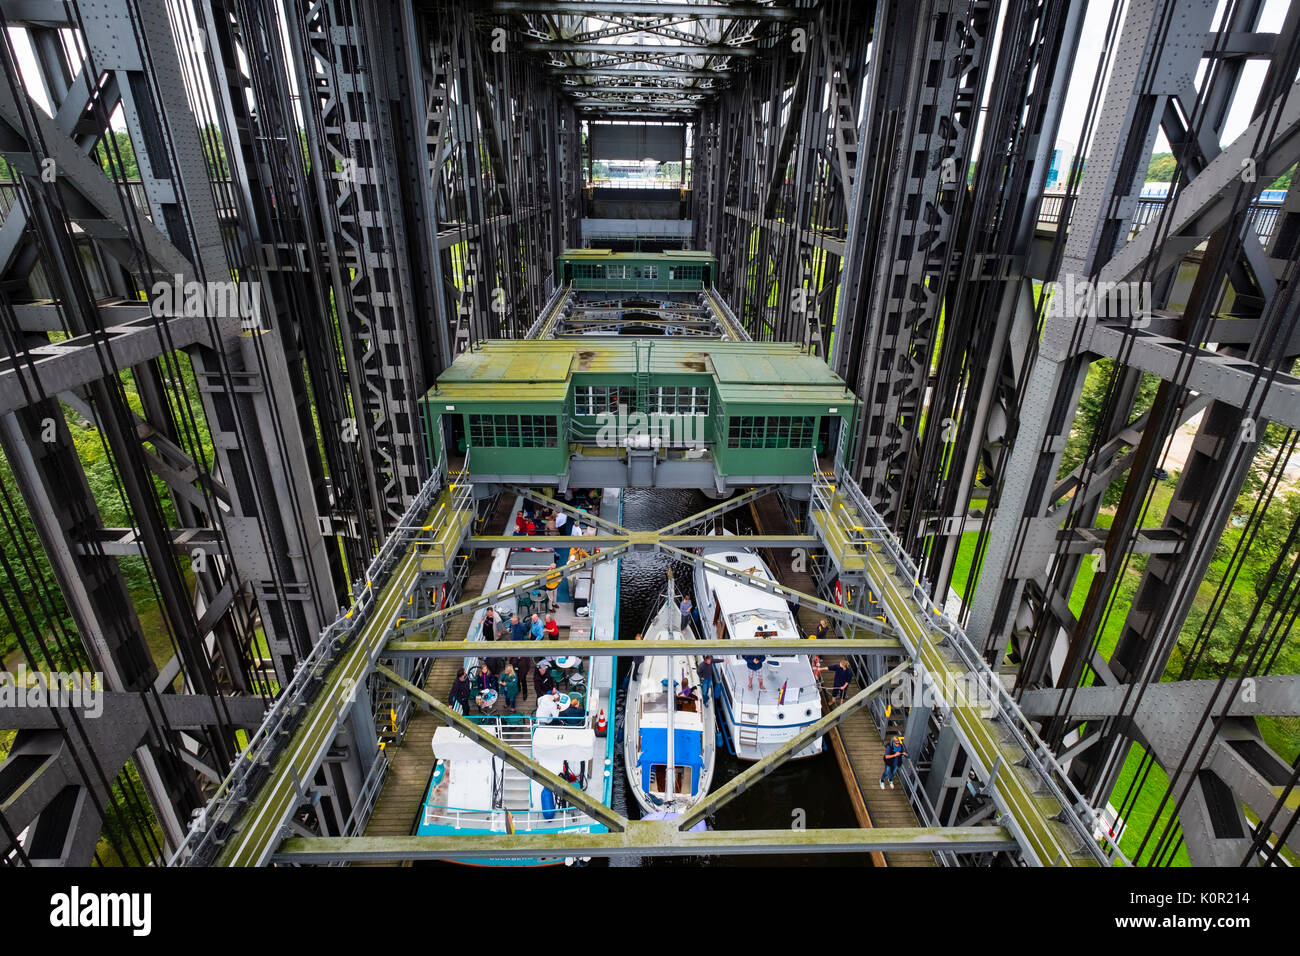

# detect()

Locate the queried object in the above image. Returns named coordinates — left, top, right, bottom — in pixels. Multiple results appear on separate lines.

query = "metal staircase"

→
left=497, top=724, right=535, bottom=810
left=808, top=455, right=1126, bottom=865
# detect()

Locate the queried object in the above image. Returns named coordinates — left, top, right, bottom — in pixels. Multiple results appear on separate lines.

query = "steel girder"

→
left=968, top=0, right=1295, bottom=659
left=699, top=0, right=863, bottom=353
left=285, top=0, right=433, bottom=528
left=0, top=0, right=347, bottom=860
left=962, top=0, right=1300, bottom=865
left=429, top=5, right=571, bottom=353
left=907, top=0, right=1089, bottom=601
left=830, top=0, right=995, bottom=527
left=199, top=0, right=360, bottom=597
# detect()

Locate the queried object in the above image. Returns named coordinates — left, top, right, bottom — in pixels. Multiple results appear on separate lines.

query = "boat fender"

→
left=540, top=787, right=557, bottom=820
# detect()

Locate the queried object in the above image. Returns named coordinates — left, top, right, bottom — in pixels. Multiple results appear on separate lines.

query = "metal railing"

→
left=168, top=465, right=446, bottom=866
left=816, top=455, right=1127, bottom=864
left=703, top=285, right=750, bottom=341
left=420, top=803, right=598, bottom=832
left=0, top=176, right=239, bottom=222
left=524, top=281, right=572, bottom=340
left=1036, top=190, right=1284, bottom=246
left=585, top=178, right=688, bottom=191
left=567, top=278, right=706, bottom=293
left=409, top=457, right=475, bottom=573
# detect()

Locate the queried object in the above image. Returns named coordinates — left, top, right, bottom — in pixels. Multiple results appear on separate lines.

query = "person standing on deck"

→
left=697, top=656, right=715, bottom=705
left=534, top=662, right=556, bottom=697
left=679, top=595, right=694, bottom=633
left=512, top=654, right=532, bottom=701
left=880, top=734, right=909, bottom=789
left=482, top=608, right=497, bottom=641
left=450, top=668, right=471, bottom=713
left=500, top=664, right=520, bottom=712
left=545, top=563, right=562, bottom=611
left=509, top=613, right=528, bottom=644
left=544, top=613, right=560, bottom=640
left=813, top=618, right=831, bottom=641
left=530, top=613, right=545, bottom=641
left=554, top=510, right=568, bottom=537
left=744, top=653, right=767, bottom=691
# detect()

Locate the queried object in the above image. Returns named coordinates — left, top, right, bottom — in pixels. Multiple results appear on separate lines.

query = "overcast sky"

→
left=1058, top=0, right=1292, bottom=158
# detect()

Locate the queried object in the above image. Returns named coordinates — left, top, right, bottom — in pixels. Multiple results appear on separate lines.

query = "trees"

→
left=1146, top=152, right=1177, bottom=182
left=1059, top=361, right=1161, bottom=507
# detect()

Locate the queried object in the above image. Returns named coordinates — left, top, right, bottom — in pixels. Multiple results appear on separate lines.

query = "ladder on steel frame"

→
left=634, top=339, right=653, bottom=412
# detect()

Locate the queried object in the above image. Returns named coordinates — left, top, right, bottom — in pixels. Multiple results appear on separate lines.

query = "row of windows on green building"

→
left=573, top=385, right=709, bottom=415
left=568, top=263, right=707, bottom=281
left=465, top=411, right=817, bottom=449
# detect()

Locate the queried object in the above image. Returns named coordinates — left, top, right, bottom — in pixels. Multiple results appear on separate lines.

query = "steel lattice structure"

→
left=0, top=0, right=1296, bottom=868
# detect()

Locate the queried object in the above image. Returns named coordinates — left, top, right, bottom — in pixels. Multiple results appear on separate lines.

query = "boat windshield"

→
left=724, top=606, right=801, bottom=661
left=727, top=607, right=795, bottom=637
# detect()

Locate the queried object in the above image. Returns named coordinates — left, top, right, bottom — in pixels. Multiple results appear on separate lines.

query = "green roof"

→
left=428, top=340, right=857, bottom=407
left=558, top=249, right=716, bottom=260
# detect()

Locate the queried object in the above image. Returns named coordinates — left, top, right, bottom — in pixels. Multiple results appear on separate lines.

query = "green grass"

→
left=1110, top=743, right=1191, bottom=866
left=947, top=506, right=1298, bottom=866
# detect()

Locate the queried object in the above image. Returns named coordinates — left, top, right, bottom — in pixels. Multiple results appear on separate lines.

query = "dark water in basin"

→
left=607, top=488, right=862, bottom=867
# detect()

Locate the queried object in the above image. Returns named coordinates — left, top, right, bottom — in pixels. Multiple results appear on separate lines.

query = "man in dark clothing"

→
left=823, top=658, right=853, bottom=702
left=697, top=656, right=715, bottom=704
left=533, top=662, right=556, bottom=698
left=880, top=734, right=909, bottom=789
left=813, top=618, right=832, bottom=641
left=450, top=668, right=471, bottom=713
left=509, top=614, right=528, bottom=643
left=483, top=609, right=502, bottom=673
left=512, top=656, right=533, bottom=701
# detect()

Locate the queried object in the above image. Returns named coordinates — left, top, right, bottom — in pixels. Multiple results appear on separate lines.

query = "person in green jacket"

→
left=500, top=663, right=520, bottom=711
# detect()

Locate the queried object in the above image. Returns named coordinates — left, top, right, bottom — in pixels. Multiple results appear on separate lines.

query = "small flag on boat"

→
left=777, top=680, right=788, bottom=704
left=505, top=810, right=515, bottom=835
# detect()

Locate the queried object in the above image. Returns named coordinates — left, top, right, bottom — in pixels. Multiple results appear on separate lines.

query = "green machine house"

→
left=419, top=340, right=858, bottom=494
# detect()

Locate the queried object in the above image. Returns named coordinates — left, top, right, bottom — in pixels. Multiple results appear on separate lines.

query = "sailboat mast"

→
left=665, top=570, right=676, bottom=804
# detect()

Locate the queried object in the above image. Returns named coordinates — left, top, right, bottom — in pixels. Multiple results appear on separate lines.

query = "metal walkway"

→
left=168, top=468, right=474, bottom=866
left=359, top=528, right=502, bottom=852
left=171, top=458, right=1123, bottom=867
left=810, top=467, right=1124, bottom=866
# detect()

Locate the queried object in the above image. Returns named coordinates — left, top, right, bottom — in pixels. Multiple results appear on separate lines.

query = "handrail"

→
left=525, top=281, right=572, bottom=340
left=817, top=453, right=1127, bottom=865
left=168, top=459, right=449, bottom=866
left=703, top=285, right=750, bottom=341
